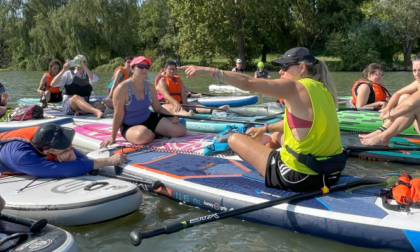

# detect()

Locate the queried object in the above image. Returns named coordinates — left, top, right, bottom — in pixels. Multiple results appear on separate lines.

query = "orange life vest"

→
left=44, top=73, right=60, bottom=93
left=0, top=126, right=55, bottom=160
left=351, top=79, right=389, bottom=106
left=154, top=69, right=180, bottom=87
left=155, top=69, right=183, bottom=103
left=381, top=173, right=420, bottom=211
left=111, top=66, right=130, bottom=83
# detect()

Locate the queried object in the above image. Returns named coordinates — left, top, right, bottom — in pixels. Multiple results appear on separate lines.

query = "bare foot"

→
left=359, top=130, right=381, bottom=139
left=360, top=134, right=390, bottom=146
left=219, top=105, right=230, bottom=110
left=94, top=109, right=104, bottom=118
left=189, top=110, right=195, bottom=117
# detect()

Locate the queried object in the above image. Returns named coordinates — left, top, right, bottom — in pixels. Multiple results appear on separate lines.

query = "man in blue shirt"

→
left=0, top=123, right=126, bottom=178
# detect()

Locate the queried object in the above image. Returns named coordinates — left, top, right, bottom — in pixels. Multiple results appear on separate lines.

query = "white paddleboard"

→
left=1, top=174, right=142, bottom=226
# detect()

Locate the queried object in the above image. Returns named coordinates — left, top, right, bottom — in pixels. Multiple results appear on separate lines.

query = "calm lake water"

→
left=0, top=69, right=418, bottom=252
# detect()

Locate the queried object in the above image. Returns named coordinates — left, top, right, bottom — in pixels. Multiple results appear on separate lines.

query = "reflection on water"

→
left=0, top=70, right=414, bottom=251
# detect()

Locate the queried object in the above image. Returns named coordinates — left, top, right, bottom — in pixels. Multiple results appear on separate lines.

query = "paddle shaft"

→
left=338, top=107, right=381, bottom=111
left=160, top=102, right=255, bottom=117
left=345, top=146, right=420, bottom=151
left=190, top=91, right=215, bottom=97
left=159, top=113, right=267, bottom=125
left=0, top=213, right=48, bottom=232
left=130, top=177, right=384, bottom=246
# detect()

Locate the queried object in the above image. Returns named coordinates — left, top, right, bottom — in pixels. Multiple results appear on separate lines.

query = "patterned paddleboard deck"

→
left=90, top=147, right=420, bottom=252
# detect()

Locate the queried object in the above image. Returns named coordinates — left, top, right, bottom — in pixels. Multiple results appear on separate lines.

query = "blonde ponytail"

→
left=302, top=60, right=337, bottom=106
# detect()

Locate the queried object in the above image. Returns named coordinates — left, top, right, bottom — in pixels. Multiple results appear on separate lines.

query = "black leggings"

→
left=120, top=113, right=163, bottom=140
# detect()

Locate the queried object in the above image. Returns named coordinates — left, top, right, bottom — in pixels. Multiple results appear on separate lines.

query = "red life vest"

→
left=44, top=73, right=60, bottom=93
left=351, top=79, right=389, bottom=106
left=0, top=126, right=55, bottom=160
left=111, top=66, right=130, bottom=83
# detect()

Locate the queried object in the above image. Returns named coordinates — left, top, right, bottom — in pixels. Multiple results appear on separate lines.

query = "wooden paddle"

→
left=130, top=177, right=385, bottom=246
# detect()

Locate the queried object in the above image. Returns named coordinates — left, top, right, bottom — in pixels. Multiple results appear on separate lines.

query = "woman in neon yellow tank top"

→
left=179, top=47, right=347, bottom=192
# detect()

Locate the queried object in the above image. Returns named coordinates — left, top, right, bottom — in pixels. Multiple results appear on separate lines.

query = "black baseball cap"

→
left=271, top=47, right=318, bottom=66
left=32, top=123, right=75, bottom=150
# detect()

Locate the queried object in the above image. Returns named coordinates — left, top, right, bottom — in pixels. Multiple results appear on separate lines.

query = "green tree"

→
left=375, top=0, right=420, bottom=66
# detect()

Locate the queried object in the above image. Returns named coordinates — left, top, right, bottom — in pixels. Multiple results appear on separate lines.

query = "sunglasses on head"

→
left=126, top=60, right=132, bottom=64
left=280, top=63, right=299, bottom=71
left=133, top=64, right=150, bottom=70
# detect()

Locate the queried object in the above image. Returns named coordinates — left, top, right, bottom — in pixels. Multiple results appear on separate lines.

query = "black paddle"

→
left=0, top=213, right=48, bottom=233
left=130, top=177, right=384, bottom=246
left=345, top=146, right=420, bottom=152
left=159, top=113, right=266, bottom=125
left=160, top=102, right=255, bottom=117
left=190, top=91, right=215, bottom=97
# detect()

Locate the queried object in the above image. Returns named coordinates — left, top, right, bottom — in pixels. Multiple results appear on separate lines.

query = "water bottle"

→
left=67, top=59, right=81, bottom=67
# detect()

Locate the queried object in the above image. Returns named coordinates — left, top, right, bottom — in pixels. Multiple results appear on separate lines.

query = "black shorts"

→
left=120, top=113, right=163, bottom=140
left=265, top=150, right=341, bottom=192
left=42, top=91, right=62, bottom=103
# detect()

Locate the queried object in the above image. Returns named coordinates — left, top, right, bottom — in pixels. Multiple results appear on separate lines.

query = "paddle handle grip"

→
left=0, top=213, right=48, bottom=232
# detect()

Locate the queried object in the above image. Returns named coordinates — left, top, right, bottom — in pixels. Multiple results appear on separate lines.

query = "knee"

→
left=70, top=95, right=81, bottom=102
left=175, top=126, right=187, bottom=137
left=227, top=133, right=242, bottom=147
left=135, top=130, right=154, bottom=143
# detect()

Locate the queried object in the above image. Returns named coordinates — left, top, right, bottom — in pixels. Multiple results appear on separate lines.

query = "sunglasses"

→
left=280, top=63, right=299, bottom=71
left=133, top=64, right=150, bottom=70
left=126, top=60, right=132, bottom=64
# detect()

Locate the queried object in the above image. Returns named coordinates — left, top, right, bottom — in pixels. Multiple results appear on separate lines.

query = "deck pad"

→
left=119, top=149, right=386, bottom=219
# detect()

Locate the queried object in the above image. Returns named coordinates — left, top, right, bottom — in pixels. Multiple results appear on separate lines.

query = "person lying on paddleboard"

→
left=0, top=123, right=127, bottom=178
left=37, top=59, right=63, bottom=107
left=156, top=61, right=229, bottom=116
left=100, top=56, right=186, bottom=148
left=179, top=47, right=347, bottom=192
left=0, top=82, right=8, bottom=118
left=50, top=55, right=113, bottom=118
left=360, top=55, right=420, bottom=146
left=107, top=56, right=133, bottom=100
left=348, top=63, right=391, bottom=108
left=254, top=62, right=271, bottom=79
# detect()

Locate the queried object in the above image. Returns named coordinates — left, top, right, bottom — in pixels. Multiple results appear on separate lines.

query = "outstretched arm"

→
left=178, top=66, right=296, bottom=99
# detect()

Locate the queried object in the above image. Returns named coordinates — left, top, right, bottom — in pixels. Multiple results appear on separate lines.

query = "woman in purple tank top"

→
left=100, top=56, right=186, bottom=147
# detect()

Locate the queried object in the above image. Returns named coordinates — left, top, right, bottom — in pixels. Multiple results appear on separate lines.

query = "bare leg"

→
left=101, top=99, right=114, bottom=109
left=44, top=90, right=51, bottom=102
left=162, top=103, right=194, bottom=116
left=69, top=95, right=103, bottom=118
left=125, top=125, right=155, bottom=145
left=360, top=109, right=420, bottom=146
left=360, top=94, right=413, bottom=139
left=228, top=133, right=272, bottom=177
left=189, top=102, right=230, bottom=114
left=154, top=118, right=186, bottom=137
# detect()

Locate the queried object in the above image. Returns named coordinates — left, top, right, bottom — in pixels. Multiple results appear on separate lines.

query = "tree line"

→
left=1, top=0, right=419, bottom=71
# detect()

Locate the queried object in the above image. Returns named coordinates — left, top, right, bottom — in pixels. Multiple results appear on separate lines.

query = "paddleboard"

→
left=342, top=131, right=420, bottom=165
left=0, top=215, right=78, bottom=251
left=338, top=110, right=417, bottom=135
left=0, top=117, right=73, bottom=132
left=1, top=174, right=142, bottom=226
left=90, top=148, right=420, bottom=252
left=209, top=84, right=250, bottom=93
left=17, top=95, right=106, bottom=109
left=193, top=95, right=258, bottom=107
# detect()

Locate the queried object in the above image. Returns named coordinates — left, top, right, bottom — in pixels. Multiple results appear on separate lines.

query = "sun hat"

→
left=236, top=59, right=242, bottom=63
left=32, top=123, right=75, bottom=150
left=271, top=47, right=318, bottom=66
left=257, top=62, right=264, bottom=68
left=130, top=56, right=152, bottom=67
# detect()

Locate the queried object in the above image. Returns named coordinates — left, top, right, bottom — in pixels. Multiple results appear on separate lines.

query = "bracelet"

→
left=212, top=68, right=216, bottom=78
left=264, top=123, right=269, bottom=133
